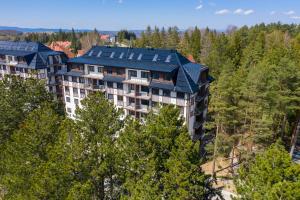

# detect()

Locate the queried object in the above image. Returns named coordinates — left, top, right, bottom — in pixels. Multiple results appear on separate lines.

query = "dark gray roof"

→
left=150, top=80, right=174, bottom=90
left=0, top=41, right=66, bottom=69
left=68, top=46, right=208, bottom=93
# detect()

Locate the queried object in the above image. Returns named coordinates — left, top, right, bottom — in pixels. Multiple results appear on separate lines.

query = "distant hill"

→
left=0, top=26, right=144, bottom=36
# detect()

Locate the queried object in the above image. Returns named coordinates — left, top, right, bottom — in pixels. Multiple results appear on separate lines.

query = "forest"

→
left=0, top=23, right=300, bottom=199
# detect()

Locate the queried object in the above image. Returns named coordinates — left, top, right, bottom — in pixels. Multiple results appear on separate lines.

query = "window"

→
left=67, top=107, right=72, bottom=113
left=141, top=71, right=149, bottom=79
left=152, top=72, right=159, bottom=79
left=164, top=73, right=172, bottom=81
left=163, top=90, right=170, bottom=97
left=24, top=68, right=28, bottom=73
left=106, top=68, right=113, bottom=74
left=2, top=65, right=6, bottom=70
left=108, top=94, right=114, bottom=100
left=129, top=53, right=134, bottom=59
left=66, top=97, right=70, bottom=102
left=88, top=50, right=93, bottom=56
left=97, top=67, right=103, bottom=73
left=72, top=76, right=78, bottom=82
left=99, top=80, right=104, bottom=85
left=141, top=86, right=149, bottom=93
left=128, top=70, right=137, bottom=78
left=117, top=95, right=123, bottom=101
left=80, top=89, right=85, bottom=94
left=117, top=83, right=123, bottom=89
left=73, top=88, right=78, bottom=96
left=116, top=68, right=123, bottom=75
left=141, top=100, right=149, bottom=106
left=153, top=54, right=158, bottom=61
left=177, top=92, right=185, bottom=99
left=107, top=82, right=113, bottom=88
left=88, top=65, right=94, bottom=72
left=137, top=53, right=143, bottom=60
left=64, top=75, right=69, bottom=81
left=65, top=86, right=69, bottom=92
left=165, top=55, right=171, bottom=62
left=79, top=77, right=85, bottom=83
left=152, top=88, right=159, bottom=95
left=74, top=98, right=79, bottom=105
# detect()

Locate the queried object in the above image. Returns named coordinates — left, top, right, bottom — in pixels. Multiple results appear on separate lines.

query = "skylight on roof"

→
left=119, top=52, right=124, bottom=59
left=137, top=53, right=142, bottom=60
left=165, top=55, right=171, bottom=63
left=88, top=50, right=94, bottom=56
left=110, top=52, right=115, bottom=58
left=129, top=53, right=134, bottom=59
left=153, top=54, right=158, bottom=62
left=97, top=51, right=102, bottom=57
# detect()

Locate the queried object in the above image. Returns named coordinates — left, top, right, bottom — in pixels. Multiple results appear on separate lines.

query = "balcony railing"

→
left=117, top=101, right=124, bottom=106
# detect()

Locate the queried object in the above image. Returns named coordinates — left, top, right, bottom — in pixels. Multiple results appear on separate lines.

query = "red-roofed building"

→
left=48, top=41, right=75, bottom=58
left=100, top=34, right=110, bottom=41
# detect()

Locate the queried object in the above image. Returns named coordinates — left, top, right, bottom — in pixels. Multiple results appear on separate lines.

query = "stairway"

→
left=290, top=118, right=300, bottom=164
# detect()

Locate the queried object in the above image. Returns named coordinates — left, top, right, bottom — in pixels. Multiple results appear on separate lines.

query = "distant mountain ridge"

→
left=0, top=26, right=145, bottom=36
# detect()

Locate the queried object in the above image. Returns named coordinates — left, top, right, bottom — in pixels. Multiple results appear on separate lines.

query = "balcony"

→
left=136, top=92, right=151, bottom=100
left=161, top=96, right=171, bottom=104
left=123, top=77, right=150, bottom=86
left=80, top=93, right=86, bottom=99
left=136, top=104, right=150, bottom=113
left=117, top=101, right=124, bottom=106
left=65, top=91, right=70, bottom=96
left=8, top=60, right=18, bottom=66
left=93, top=85, right=105, bottom=91
left=125, top=103, right=136, bottom=110
left=176, top=98, right=185, bottom=106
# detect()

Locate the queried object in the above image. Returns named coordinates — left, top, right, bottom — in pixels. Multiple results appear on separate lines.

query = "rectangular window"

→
left=164, top=73, right=172, bottom=81
left=152, top=88, right=159, bottom=95
left=64, top=75, right=68, bottom=81
left=141, top=71, right=149, bottom=79
left=128, top=70, right=137, bottom=78
left=73, top=88, right=78, bottom=96
left=163, top=90, right=170, bottom=97
left=177, top=92, right=185, bottom=99
left=66, top=97, right=70, bottom=102
left=107, top=82, right=113, bottom=88
left=97, top=67, right=103, bottom=73
left=108, top=94, right=114, bottom=100
left=117, top=83, right=123, bottom=89
left=72, top=76, right=78, bottom=82
left=3, top=65, right=6, bottom=70
left=74, top=98, right=79, bottom=105
left=88, top=65, right=94, bottom=72
left=106, top=68, right=113, bottom=74
left=116, top=68, right=123, bottom=75
left=117, top=95, right=123, bottom=101
left=141, top=86, right=149, bottom=93
left=24, top=68, right=28, bottom=73
left=79, top=77, right=85, bottom=83
left=65, top=86, right=69, bottom=92
left=152, top=72, right=159, bottom=79
left=67, top=107, right=72, bottom=113
left=141, top=99, right=149, bottom=105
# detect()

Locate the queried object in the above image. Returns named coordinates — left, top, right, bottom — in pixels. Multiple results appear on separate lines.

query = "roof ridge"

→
left=174, top=52, right=193, bottom=93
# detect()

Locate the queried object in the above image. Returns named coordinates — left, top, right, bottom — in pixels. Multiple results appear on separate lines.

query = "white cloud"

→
left=215, top=9, right=230, bottom=15
left=244, top=9, right=254, bottom=15
left=290, top=16, right=300, bottom=19
left=195, top=4, right=203, bottom=10
left=234, top=8, right=244, bottom=14
left=233, top=8, right=254, bottom=15
left=270, top=11, right=276, bottom=15
left=283, top=10, right=295, bottom=15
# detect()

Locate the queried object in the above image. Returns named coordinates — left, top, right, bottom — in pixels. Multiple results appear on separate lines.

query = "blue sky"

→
left=0, top=0, right=300, bottom=30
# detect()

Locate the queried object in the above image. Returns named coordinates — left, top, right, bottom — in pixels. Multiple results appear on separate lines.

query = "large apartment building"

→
left=0, top=41, right=67, bottom=98
left=60, top=46, right=210, bottom=139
